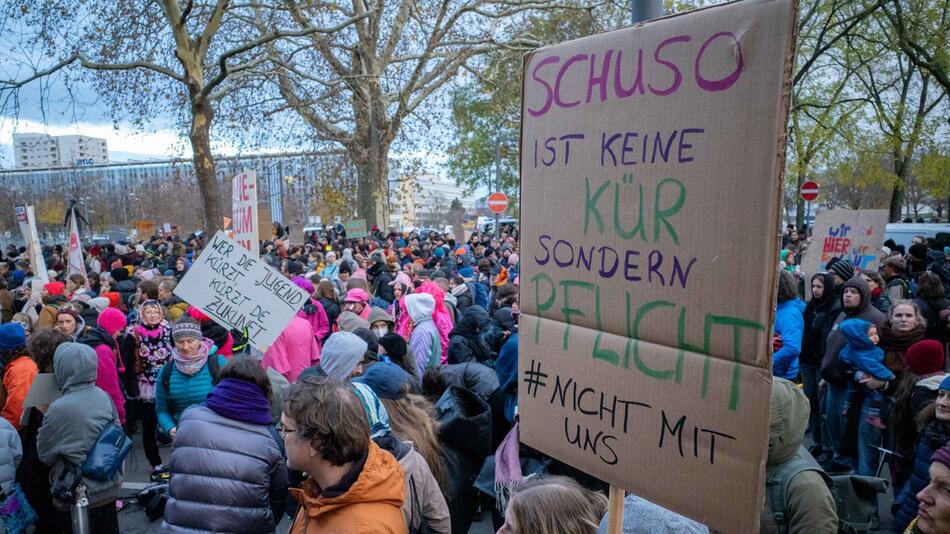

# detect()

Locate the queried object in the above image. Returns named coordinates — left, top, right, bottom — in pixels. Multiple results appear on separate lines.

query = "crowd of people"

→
left=770, top=228, right=950, bottom=533
left=1, top=220, right=949, bottom=533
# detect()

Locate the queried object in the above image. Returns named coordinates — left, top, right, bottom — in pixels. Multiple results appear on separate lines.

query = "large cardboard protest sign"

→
left=518, top=1, right=796, bottom=531
left=232, top=171, right=260, bottom=256
left=174, top=231, right=309, bottom=350
left=15, top=206, right=49, bottom=283
left=802, top=209, right=888, bottom=277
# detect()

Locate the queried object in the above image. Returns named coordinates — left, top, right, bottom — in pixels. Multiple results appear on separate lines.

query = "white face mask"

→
left=374, top=327, right=389, bottom=338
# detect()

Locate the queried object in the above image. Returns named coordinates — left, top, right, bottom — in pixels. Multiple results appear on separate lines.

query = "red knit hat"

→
left=903, top=339, right=945, bottom=376
left=44, top=282, right=65, bottom=296
left=101, top=291, right=122, bottom=308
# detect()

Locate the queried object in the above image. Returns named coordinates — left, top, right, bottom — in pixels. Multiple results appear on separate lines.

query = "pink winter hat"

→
left=389, top=272, right=412, bottom=289
left=97, top=307, right=128, bottom=336
left=352, top=268, right=368, bottom=281
left=292, top=276, right=315, bottom=294
left=344, top=288, right=369, bottom=304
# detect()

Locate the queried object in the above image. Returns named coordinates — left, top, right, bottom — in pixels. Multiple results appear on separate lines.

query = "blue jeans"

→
left=856, top=394, right=886, bottom=477
left=824, top=382, right=852, bottom=469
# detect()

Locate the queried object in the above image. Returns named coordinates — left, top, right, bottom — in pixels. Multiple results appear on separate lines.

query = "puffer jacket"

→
left=447, top=306, right=493, bottom=365
left=161, top=399, right=288, bottom=533
left=0, top=417, right=22, bottom=496
left=1, top=355, right=38, bottom=429
left=440, top=362, right=499, bottom=400
left=773, top=298, right=804, bottom=380
left=80, top=326, right=127, bottom=425
left=894, top=418, right=950, bottom=532
left=36, top=342, right=123, bottom=510
left=821, top=277, right=886, bottom=385
left=760, top=378, right=838, bottom=533
left=155, top=341, right=227, bottom=436
left=435, top=385, right=492, bottom=534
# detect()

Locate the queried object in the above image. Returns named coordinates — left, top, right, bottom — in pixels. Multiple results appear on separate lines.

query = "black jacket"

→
left=447, top=306, right=493, bottom=364
left=801, top=273, right=840, bottom=367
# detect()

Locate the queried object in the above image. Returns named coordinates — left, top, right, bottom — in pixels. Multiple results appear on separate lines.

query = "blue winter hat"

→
left=0, top=323, right=26, bottom=351
left=459, top=266, right=475, bottom=279
left=434, top=247, right=445, bottom=259
left=940, top=374, right=950, bottom=392
left=357, top=361, right=411, bottom=400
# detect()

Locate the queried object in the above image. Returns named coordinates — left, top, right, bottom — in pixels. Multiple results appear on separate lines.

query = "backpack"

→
left=467, top=281, right=489, bottom=310
left=160, top=355, right=221, bottom=391
left=767, top=446, right=888, bottom=534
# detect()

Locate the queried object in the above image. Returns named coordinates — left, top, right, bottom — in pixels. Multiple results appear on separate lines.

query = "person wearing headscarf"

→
left=131, top=299, right=174, bottom=475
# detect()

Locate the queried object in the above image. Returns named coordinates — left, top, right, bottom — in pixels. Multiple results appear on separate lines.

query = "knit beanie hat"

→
left=101, top=292, right=122, bottom=308
left=378, top=333, right=407, bottom=361
left=292, top=276, right=314, bottom=295
left=337, top=311, right=370, bottom=332
left=320, top=332, right=368, bottom=381
left=44, top=281, right=65, bottom=296
left=172, top=317, right=203, bottom=342
left=931, top=443, right=950, bottom=472
left=940, top=374, right=950, bottom=392
left=828, top=258, right=855, bottom=282
left=0, top=323, right=26, bottom=351
left=357, top=362, right=410, bottom=400
left=97, top=307, right=128, bottom=336
left=903, top=340, right=946, bottom=376
left=88, top=297, right=110, bottom=313
left=110, top=267, right=129, bottom=282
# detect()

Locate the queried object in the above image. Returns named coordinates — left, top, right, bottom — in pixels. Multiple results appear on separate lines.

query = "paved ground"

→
left=116, top=433, right=495, bottom=533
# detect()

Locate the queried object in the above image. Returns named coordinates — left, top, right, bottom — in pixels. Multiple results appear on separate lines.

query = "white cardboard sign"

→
left=174, top=231, right=308, bottom=349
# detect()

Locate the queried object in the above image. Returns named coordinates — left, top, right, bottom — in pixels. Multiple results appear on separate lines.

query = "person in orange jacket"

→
left=280, top=376, right=406, bottom=533
left=0, top=323, right=38, bottom=429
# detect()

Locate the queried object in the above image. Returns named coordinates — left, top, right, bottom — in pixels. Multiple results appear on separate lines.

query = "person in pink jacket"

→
left=415, top=282, right=452, bottom=363
left=79, top=306, right=128, bottom=425
left=292, top=277, right=330, bottom=349
left=262, top=316, right=319, bottom=383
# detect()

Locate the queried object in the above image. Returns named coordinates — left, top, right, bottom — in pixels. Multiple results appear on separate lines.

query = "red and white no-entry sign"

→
left=800, top=181, right=819, bottom=202
left=488, top=192, right=508, bottom=214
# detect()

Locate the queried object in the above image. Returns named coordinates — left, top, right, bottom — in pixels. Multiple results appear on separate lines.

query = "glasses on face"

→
left=276, top=421, right=297, bottom=435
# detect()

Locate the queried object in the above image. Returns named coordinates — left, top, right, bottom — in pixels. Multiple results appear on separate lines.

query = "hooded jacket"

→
left=447, top=306, right=493, bottom=365
left=838, top=319, right=893, bottom=381
left=821, top=277, right=886, bottom=384
left=894, top=417, right=950, bottom=531
left=760, top=378, right=838, bottom=533
left=263, top=316, right=320, bottom=383
left=161, top=381, right=289, bottom=533
left=773, top=297, right=804, bottom=380
left=801, top=273, right=840, bottom=367
left=405, top=294, right=442, bottom=378
left=1, top=353, right=38, bottom=429
left=80, top=326, right=127, bottom=425
left=36, top=343, right=123, bottom=510
left=297, top=298, right=331, bottom=349
left=290, top=440, right=406, bottom=534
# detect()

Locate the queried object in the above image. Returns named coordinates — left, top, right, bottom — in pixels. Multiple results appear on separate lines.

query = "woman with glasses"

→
left=132, top=299, right=174, bottom=479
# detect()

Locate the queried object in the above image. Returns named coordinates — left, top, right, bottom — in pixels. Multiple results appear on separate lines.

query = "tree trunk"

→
left=353, top=134, right=391, bottom=229
left=189, top=99, right=222, bottom=233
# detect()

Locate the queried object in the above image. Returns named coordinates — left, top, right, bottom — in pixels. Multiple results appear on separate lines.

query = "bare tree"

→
left=881, top=0, right=950, bottom=95
left=258, top=0, right=578, bottom=228
left=0, top=0, right=358, bottom=232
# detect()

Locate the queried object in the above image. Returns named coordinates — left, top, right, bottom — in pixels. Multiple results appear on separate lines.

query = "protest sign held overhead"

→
left=232, top=171, right=259, bottom=256
left=802, top=208, right=888, bottom=276
left=518, top=0, right=797, bottom=531
left=174, top=230, right=310, bottom=350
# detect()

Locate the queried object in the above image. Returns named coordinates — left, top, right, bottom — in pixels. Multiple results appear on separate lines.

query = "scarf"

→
left=204, top=378, right=272, bottom=425
left=922, top=419, right=950, bottom=450
left=880, top=322, right=926, bottom=352
left=173, top=338, right=212, bottom=376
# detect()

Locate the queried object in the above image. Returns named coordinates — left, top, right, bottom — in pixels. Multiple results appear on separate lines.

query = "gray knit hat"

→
left=827, top=258, right=855, bottom=282
left=320, top=332, right=368, bottom=380
left=172, top=316, right=203, bottom=342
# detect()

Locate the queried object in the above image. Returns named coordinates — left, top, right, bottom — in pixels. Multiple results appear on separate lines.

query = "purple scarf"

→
left=204, top=378, right=273, bottom=425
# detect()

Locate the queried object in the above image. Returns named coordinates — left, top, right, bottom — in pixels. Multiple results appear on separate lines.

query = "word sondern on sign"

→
left=174, top=231, right=309, bottom=350
left=518, top=1, right=796, bottom=532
